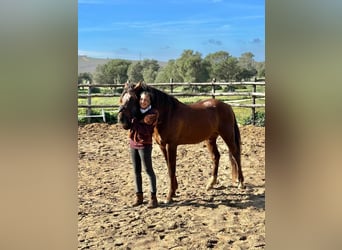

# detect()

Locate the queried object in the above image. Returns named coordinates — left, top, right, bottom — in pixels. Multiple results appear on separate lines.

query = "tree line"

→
left=78, top=50, right=265, bottom=85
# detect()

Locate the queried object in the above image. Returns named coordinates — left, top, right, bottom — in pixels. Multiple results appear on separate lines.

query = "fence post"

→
left=113, top=79, right=117, bottom=94
left=87, top=84, right=92, bottom=123
left=252, top=81, right=257, bottom=125
left=170, top=78, right=173, bottom=94
left=211, top=78, right=216, bottom=99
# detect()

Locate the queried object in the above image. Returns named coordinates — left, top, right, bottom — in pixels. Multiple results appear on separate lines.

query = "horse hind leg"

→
left=205, top=136, right=220, bottom=190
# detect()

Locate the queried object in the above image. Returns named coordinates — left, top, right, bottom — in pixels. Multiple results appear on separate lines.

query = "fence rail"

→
left=78, top=81, right=265, bottom=124
left=77, top=92, right=265, bottom=99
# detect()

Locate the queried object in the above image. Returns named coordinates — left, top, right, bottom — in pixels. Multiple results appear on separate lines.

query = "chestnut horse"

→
left=118, top=82, right=244, bottom=203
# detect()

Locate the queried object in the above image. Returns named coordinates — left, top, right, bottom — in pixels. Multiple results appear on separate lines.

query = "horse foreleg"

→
left=205, top=137, right=220, bottom=190
left=159, top=144, right=168, bottom=162
left=165, top=143, right=177, bottom=203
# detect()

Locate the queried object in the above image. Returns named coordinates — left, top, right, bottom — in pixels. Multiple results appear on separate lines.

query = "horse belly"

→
left=177, top=123, right=216, bottom=144
left=159, top=106, right=220, bottom=145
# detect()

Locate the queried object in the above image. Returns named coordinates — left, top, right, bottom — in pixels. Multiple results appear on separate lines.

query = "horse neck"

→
left=155, top=105, right=172, bottom=120
left=155, top=101, right=189, bottom=129
left=151, top=87, right=185, bottom=121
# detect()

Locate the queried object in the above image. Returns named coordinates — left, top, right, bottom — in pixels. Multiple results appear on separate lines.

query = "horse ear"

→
left=134, top=81, right=147, bottom=91
left=124, top=81, right=134, bottom=90
left=135, top=81, right=141, bottom=88
left=141, top=82, right=148, bottom=89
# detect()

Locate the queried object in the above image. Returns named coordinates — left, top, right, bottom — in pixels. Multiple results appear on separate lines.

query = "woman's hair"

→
left=140, top=91, right=153, bottom=105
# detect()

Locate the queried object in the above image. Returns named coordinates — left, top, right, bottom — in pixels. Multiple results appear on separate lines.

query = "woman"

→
left=129, top=91, right=159, bottom=208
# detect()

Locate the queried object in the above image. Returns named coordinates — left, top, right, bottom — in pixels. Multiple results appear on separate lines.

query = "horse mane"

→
left=140, top=84, right=182, bottom=111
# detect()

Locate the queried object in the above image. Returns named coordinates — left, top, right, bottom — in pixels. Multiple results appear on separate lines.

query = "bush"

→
left=104, top=112, right=117, bottom=124
left=90, top=87, right=101, bottom=93
left=242, top=111, right=265, bottom=127
left=224, top=85, right=235, bottom=92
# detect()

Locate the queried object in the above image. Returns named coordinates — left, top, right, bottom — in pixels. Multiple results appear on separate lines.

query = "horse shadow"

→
left=159, top=183, right=265, bottom=210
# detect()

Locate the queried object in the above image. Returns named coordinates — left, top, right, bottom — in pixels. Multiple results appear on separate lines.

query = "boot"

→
left=132, top=192, right=143, bottom=207
left=147, top=193, right=158, bottom=209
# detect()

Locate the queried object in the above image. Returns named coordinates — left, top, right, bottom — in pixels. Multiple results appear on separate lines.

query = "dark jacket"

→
left=129, top=108, right=159, bottom=147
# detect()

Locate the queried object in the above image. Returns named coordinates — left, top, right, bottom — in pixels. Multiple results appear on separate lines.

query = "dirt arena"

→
left=78, top=123, right=265, bottom=249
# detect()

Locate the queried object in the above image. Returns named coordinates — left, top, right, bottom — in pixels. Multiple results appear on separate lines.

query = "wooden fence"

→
left=78, top=80, right=265, bottom=124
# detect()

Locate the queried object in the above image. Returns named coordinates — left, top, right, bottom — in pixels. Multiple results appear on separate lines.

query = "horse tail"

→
left=232, top=115, right=244, bottom=185
left=234, top=115, right=241, bottom=156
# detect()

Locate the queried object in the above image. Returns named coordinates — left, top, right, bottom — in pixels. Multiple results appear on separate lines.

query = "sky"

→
left=78, top=0, right=265, bottom=62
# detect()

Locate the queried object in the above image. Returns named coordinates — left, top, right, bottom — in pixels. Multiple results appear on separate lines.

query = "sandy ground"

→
left=78, top=123, right=265, bottom=249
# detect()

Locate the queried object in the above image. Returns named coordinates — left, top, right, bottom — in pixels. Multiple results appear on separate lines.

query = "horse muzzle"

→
left=117, top=111, right=131, bottom=130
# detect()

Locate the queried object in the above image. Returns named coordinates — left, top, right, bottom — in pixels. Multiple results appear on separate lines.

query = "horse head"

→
left=117, top=81, right=146, bottom=129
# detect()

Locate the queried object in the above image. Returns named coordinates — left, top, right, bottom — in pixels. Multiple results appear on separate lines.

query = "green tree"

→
left=141, top=59, right=160, bottom=83
left=154, top=67, right=168, bottom=83
left=238, top=52, right=256, bottom=70
left=224, top=57, right=240, bottom=81
left=255, top=61, right=265, bottom=78
left=127, top=59, right=160, bottom=83
left=237, top=52, right=257, bottom=80
left=203, top=51, right=241, bottom=81
left=127, top=61, right=143, bottom=83
left=94, top=59, right=131, bottom=84
left=175, top=50, right=206, bottom=82
left=155, top=59, right=182, bottom=83
left=78, top=72, right=93, bottom=84
left=204, top=51, right=231, bottom=81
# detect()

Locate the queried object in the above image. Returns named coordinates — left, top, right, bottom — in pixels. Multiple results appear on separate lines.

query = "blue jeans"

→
left=130, top=145, right=157, bottom=194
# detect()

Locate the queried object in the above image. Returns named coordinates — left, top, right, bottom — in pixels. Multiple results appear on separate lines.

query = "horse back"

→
left=190, top=98, right=234, bottom=117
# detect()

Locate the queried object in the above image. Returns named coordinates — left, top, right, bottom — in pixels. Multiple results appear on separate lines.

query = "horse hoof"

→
left=238, top=183, right=245, bottom=189
left=164, top=199, right=172, bottom=204
left=164, top=195, right=173, bottom=204
left=206, top=176, right=218, bottom=190
left=206, top=184, right=213, bottom=191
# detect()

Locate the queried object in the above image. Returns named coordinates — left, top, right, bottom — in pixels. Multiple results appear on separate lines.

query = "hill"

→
left=78, top=56, right=112, bottom=74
